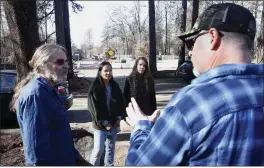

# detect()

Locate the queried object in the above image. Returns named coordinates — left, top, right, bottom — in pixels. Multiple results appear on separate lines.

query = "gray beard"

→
left=44, top=66, right=68, bottom=84
left=50, top=72, right=67, bottom=83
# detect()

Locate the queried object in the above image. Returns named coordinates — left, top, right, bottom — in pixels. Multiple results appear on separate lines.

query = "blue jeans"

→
left=89, top=128, right=119, bottom=166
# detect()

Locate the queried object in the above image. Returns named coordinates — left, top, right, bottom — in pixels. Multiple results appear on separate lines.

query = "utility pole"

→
left=54, top=0, right=74, bottom=79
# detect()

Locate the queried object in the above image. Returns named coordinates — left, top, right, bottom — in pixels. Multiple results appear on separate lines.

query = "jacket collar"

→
left=35, top=74, right=55, bottom=92
left=192, top=64, right=264, bottom=84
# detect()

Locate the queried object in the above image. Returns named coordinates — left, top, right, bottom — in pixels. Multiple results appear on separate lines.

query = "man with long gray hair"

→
left=10, top=43, right=85, bottom=166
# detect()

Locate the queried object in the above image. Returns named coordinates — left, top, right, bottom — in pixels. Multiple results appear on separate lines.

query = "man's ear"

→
left=208, top=28, right=221, bottom=50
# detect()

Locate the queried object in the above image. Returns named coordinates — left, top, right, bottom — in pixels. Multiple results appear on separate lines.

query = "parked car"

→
left=121, top=59, right=126, bottom=63
left=76, top=61, right=99, bottom=69
left=0, top=64, right=16, bottom=70
left=0, top=70, right=17, bottom=123
left=176, top=60, right=196, bottom=84
left=0, top=70, right=73, bottom=124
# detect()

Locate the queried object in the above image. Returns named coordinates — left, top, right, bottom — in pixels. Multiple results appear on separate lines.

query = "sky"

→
left=2, top=1, right=261, bottom=48
left=68, top=1, right=137, bottom=48
left=1, top=1, right=140, bottom=47
left=67, top=1, right=263, bottom=48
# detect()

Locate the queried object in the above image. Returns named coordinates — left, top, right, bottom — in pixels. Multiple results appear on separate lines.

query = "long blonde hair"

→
left=10, top=43, right=66, bottom=112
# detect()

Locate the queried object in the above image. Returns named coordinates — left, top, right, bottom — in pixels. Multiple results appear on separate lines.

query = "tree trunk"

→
left=137, top=1, right=142, bottom=45
left=54, top=0, right=74, bottom=79
left=63, top=0, right=74, bottom=78
left=3, top=1, right=40, bottom=82
left=54, top=0, right=65, bottom=46
left=165, top=5, right=168, bottom=55
left=191, top=0, right=199, bottom=27
left=178, top=0, right=187, bottom=68
left=148, top=0, right=157, bottom=73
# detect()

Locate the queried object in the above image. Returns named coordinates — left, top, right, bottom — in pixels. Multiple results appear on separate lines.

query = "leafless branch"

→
left=40, top=31, right=55, bottom=44
left=38, top=9, right=55, bottom=22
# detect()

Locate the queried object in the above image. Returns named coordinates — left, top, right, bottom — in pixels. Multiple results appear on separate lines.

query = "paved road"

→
left=68, top=69, right=187, bottom=132
left=75, top=59, right=178, bottom=71
left=77, top=68, right=132, bottom=78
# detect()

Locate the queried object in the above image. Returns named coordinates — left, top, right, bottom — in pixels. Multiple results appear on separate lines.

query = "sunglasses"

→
left=185, top=31, right=224, bottom=50
left=50, top=59, right=69, bottom=66
left=185, top=31, right=209, bottom=50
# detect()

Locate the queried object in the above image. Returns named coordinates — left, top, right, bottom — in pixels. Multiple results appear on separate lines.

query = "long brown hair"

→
left=130, top=57, right=154, bottom=94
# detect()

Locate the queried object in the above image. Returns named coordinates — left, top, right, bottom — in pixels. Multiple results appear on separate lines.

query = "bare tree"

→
left=1, top=0, right=83, bottom=83
left=37, top=1, right=55, bottom=43
left=133, top=1, right=148, bottom=45
left=37, top=0, right=82, bottom=43
left=83, top=28, right=94, bottom=58
left=155, top=1, right=165, bottom=55
left=154, top=1, right=179, bottom=56
left=3, top=1, right=40, bottom=81
left=103, top=8, right=133, bottom=55
left=102, top=2, right=148, bottom=57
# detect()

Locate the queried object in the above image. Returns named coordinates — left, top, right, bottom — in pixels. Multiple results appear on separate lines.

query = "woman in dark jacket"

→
left=123, top=57, right=157, bottom=116
left=88, top=61, right=125, bottom=166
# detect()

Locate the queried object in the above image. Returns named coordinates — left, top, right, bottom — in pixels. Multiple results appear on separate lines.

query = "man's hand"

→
left=126, top=97, right=160, bottom=127
left=106, top=124, right=113, bottom=130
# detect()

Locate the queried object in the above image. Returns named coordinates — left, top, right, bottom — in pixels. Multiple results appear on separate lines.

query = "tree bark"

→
left=165, top=5, right=168, bottom=55
left=178, top=0, right=187, bottom=68
left=148, top=0, right=157, bottom=73
left=63, top=0, right=74, bottom=78
left=54, top=0, right=74, bottom=79
left=191, top=0, right=199, bottom=27
left=3, top=1, right=40, bottom=81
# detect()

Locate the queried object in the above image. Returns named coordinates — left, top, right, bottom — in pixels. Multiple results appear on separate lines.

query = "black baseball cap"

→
left=178, top=3, right=256, bottom=41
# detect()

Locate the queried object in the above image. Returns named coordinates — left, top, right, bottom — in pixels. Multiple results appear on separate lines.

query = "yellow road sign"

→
left=107, top=49, right=115, bottom=57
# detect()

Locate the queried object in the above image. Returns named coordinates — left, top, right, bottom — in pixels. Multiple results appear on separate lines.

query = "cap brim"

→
left=177, top=29, right=201, bottom=40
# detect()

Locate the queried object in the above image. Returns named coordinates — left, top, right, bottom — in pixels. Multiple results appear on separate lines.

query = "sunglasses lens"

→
left=56, top=59, right=64, bottom=65
left=185, top=40, right=194, bottom=50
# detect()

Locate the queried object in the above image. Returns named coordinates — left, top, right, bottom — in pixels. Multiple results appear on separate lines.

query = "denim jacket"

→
left=16, top=76, right=79, bottom=166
